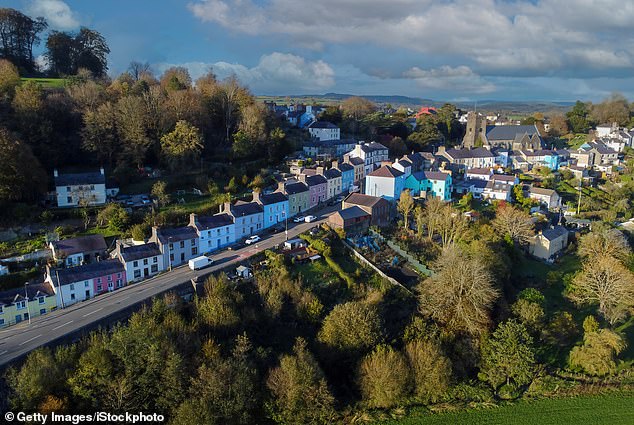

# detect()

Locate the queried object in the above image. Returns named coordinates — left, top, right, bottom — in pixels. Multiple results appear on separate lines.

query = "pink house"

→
left=303, top=174, right=328, bottom=208
left=46, top=259, right=127, bottom=307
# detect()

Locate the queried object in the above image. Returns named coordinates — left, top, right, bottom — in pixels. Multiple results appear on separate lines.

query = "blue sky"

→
left=6, top=0, right=634, bottom=102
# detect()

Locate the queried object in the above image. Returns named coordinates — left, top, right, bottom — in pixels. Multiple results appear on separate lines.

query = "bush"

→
left=358, top=345, right=411, bottom=409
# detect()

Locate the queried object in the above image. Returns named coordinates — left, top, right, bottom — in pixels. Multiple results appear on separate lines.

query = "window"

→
left=134, top=270, right=141, bottom=278
left=169, top=254, right=174, bottom=262
left=40, top=309, right=46, bottom=315
left=0, top=306, right=3, bottom=314
left=226, top=236, right=229, bottom=243
left=0, top=318, right=4, bottom=325
left=66, top=186, right=71, bottom=191
left=67, top=196, right=72, bottom=203
left=151, top=264, right=158, bottom=273
left=38, top=296, right=45, bottom=304
left=169, top=243, right=174, bottom=251
left=207, top=230, right=211, bottom=236
left=117, top=280, right=123, bottom=288
left=70, top=284, right=75, bottom=291
left=71, top=294, right=75, bottom=300
left=90, top=185, right=95, bottom=190
left=217, top=229, right=220, bottom=235
left=106, top=275, right=111, bottom=282
left=16, top=301, right=26, bottom=310
left=133, top=260, right=138, bottom=267
left=180, top=241, right=185, bottom=248
left=97, top=284, right=102, bottom=291
left=143, top=258, right=148, bottom=265
left=208, top=240, right=212, bottom=247
left=117, top=272, right=122, bottom=278
left=153, top=256, right=158, bottom=263
left=192, top=247, right=198, bottom=255
left=108, top=281, right=113, bottom=289
left=191, top=238, right=196, bottom=245
left=96, top=278, right=101, bottom=284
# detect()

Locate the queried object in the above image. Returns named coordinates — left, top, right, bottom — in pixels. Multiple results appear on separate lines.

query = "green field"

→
left=379, top=393, right=634, bottom=425
left=21, top=77, right=67, bottom=88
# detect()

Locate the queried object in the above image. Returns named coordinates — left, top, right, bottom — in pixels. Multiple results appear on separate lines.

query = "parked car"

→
left=293, top=216, right=306, bottom=223
left=305, top=215, right=317, bottom=223
left=245, top=235, right=261, bottom=245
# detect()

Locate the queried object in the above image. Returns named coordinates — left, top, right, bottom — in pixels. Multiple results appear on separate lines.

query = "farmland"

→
left=379, top=392, right=634, bottom=425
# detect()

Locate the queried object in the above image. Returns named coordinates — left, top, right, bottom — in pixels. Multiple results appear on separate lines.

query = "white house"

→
left=189, top=212, right=236, bottom=252
left=112, top=241, right=164, bottom=282
left=482, top=180, right=512, bottom=201
left=54, top=168, right=107, bottom=207
left=346, top=142, right=389, bottom=176
left=528, top=186, right=561, bottom=209
left=308, top=121, right=340, bottom=141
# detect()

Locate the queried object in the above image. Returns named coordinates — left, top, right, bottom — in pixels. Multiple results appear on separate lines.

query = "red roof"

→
left=415, top=106, right=438, bottom=118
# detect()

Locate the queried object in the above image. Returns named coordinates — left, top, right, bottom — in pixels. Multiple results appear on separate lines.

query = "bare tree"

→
left=128, top=61, right=151, bottom=81
left=418, top=245, right=499, bottom=336
left=569, top=255, right=634, bottom=325
left=397, top=189, right=415, bottom=231
left=578, top=228, right=632, bottom=262
left=492, top=203, right=534, bottom=245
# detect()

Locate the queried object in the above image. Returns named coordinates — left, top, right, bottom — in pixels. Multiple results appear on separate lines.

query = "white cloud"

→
left=187, top=0, right=634, bottom=78
left=27, top=0, right=79, bottom=30
left=156, top=52, right=335, bottom=93
left=403, top=65, right=496, bottom=94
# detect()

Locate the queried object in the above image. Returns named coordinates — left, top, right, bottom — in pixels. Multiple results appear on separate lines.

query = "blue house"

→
left=405, top=171, right=453, bottom=201
left=365, top=165, right=406, bottom=201
left=336, top=162, right=355, bottom=194
left=254, top=191, right=289, bottom=229
left=221, top=201, right=264, bottom=239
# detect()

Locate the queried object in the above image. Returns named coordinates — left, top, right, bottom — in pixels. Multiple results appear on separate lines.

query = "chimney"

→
left=53, top=169, right=58, bottom=177
left=100, top=167, right=105, bottom=175
left=189, top=213, right=199, bottom=227
left=436, top=146, right=446, bottom=156
left=332, top=160, right=339, bottom=169
left=151, top=226, right=159, bottom=244
left=252, top=190, right=261, bottom=204
left=343, top=153, right=351, bottom=163
left=277, top=181, right=286, bottom=193
left=316, top=166, right=325, bottom=175
left=298, top=174, right=307, bottom=183
left=221, top=201, right=231, bottom=214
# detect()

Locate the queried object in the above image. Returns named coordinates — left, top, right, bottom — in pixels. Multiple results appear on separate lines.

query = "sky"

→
left=6, top=0, right=634, bottom=102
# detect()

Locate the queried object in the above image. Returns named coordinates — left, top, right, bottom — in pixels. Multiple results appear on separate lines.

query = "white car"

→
left=304, top=215, right=317, bottom=223
left=293, top=216, right=306, bottom=223
left=245, top=235, right=261, bottom=245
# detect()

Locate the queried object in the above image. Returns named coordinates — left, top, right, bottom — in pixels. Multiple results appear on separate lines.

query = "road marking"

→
left=19, top=334, right=42, bottom=346
left=83, top=307, right=103, bottom=317
left=0, top=350, right=7, bottom=356
left=52, top=320, right=73, bottom=330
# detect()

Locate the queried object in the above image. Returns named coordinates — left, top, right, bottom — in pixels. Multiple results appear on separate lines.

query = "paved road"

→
left=0, top=205, right=339, bottom=366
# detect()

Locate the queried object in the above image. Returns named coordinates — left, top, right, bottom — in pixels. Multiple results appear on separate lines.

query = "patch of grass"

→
left=378, top=392, right=634, bottom=425
left=21, top=77, right=67, bottom=88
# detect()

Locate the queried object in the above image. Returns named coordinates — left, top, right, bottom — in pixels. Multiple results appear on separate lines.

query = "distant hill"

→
left=257, top=93, right=575, bottom=114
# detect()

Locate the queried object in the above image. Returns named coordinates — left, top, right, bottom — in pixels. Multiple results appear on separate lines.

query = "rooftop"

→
left=258, top=192, right=288, bottom=205
left=445, top=147, right=495, bottom=159
left=486, top=124, right=540, bottom=141
left=367, top=165, right=404, bottom=178
left=305, top=174, right=328, bottom=186
left=156, top=226, right=198, bottom=243
left=540, top=225, right=568, bottom=241
left=195, top=213, right=234, bottom=230
left=308, top=121, right=338, bottom=129
left=118, top=242, right=162, bottom=262
left=53, top=259, right=125, bottom=286
left=284, top=181, right=309, bottom=195
left=51, top=235, right=107, bottom=256
left=323, top=168, right=342, bottom=179
left=343, top=193, right=385, bottom=208
left=336, top=206, right=371, bottom=220
left=232, top=201, right=264, bottom=216
left=54, top=170, right=106, bottom=187
left=0, top=282, right=55, bottom=307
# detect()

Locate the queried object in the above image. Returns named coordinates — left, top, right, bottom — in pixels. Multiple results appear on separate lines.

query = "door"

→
left=15, top=315, right=22, bottom=323
left=180, top=253, right=185, bottom=262
left=144, top=268, right=149, bottom=277
left=85, top=290, right=91, bottom=298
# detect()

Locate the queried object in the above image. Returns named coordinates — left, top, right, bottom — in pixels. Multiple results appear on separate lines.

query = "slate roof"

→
left=529, top=186, right=557, bottom=197
left=484, top=180, right=512, bottom=192
left=337, top=163, right=354, bottom=172
left=347, top=157, right=365, bottom=166
left=54, top=170, right=105, bottom=187
left=259, top=192, right=288, bottom=205
left=51, top=235, right=107, bottom=256
left=367, top=166, right=404, bottom=178
left=486, top=125, right=540, bottom=141
left=195, top=213, right=234, bottom=230
left=0, top=282, right=55, bottom=306
left=304, top=138, right=356, bottom=147
left=305, top=175, right=328, bottom=186
left=336, top=206, right=371, bottom=220
left=231, top=201, right=263, bottom=216
left=540, top=225, right=568, bottom=241
left=308, top=121, right=338, bottom=129
left=156, top=226, right=198, bottom=243
left=54, top=259, right=124, bottom=286
left=396, top=159, right=412, bottom=168
left=119, top=243, right=162, bottom=262
left=467, top=167, right=492, bottom=175
left=491, top=174, right=517, bottom=182
left=360, top=142, right=388, bottom=153
left=323, top=168, right=342, bottom=179
left=469, top=179, right=489, bottom=189
left=589, top=141, right=617, bottom=155
left=284, top=182, right=309, bottom=195
left=343, top=193, right=385, bottom=208
left=424, top=171, right=450, bottom=181
left=445, top=147, right=495, bottom=159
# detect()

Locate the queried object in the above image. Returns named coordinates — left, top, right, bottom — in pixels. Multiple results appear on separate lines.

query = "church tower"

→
left=462, top=111, right=487, bottom=149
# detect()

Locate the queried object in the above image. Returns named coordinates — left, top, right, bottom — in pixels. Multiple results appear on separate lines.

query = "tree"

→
left=96, top=203, right=129, bottom=231
left=418, top=245, right=499, bottom=336
left=397, top=189, right=415, bottom=231
left=195, top=274, right=242, bottom=333
left=492, top=203, right=534, bottom=246
left=46, top=27, right=110, bottom=77
left=151, top=181, right=170, bottom=207
left=0, top=128, right=47, bottom=201
left=128, top=61, right=151, bottom=81
left=250, top=174, right=266, bottom=191
left=569, top=317, right=626, bottom=376
left=81, top=101, right=121, bottom=166
left=358, top=345, right=410, bottom=409
left=318, top=301, right=383, bottom=355
left=160, top=120, right=203, bottom=172
left=0, top=8, right=47, bottom=74
left=566, top=101, right=591, bottom=133
left=577, top=227, right=631, bottom=262
left=590, top=93, right=631, bottom=127
left=159, top=67, right=192, bottom=91
left=511, top=288, right=545, bottom=330
left=404, top=339, right=451, bottom=402
left=267, top=338, right=337, bottom=424
left=479, top=320, right=536, bottom=393
left=116, top=95, right=152, bottom=167
left=407, top=119, right=441, bottom=149
left=341, top=96, right=376, bottom=121
left=0, top=58, right=20, bottom=99
left=568, top=255, right=634, bottom=325
left=548, top=114, right=569, bottom=137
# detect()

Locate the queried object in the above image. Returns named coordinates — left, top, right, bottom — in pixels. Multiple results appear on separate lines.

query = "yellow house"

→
left=529, top=226, right=569, bottom=261
left=0, top=282, right=57, bottom=328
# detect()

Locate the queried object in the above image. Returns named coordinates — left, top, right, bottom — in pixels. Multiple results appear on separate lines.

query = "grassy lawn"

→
left=294, top=259, right=340, bottom=288
left=378, top=392, right=634, bottom=425
left=21, top=77, right=67, bottom=88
